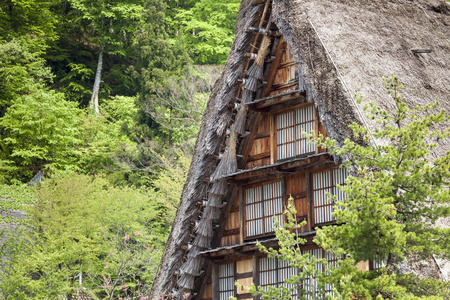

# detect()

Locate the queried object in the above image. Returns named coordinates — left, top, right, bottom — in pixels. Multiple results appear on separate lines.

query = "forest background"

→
left=0, top=0, right=240, bottom=298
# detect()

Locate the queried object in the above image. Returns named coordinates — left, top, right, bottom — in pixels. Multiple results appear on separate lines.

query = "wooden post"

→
left=315, top=107, right=319, bottom=154
left=239, top=187, right=245, bottom=243
left=270, top=113, right=275, bottom=164
left=306, top=171, right=313, bottom=231
left=212, top=263, right=219, bottom=300
left=253, top=255, right=260, bottom=300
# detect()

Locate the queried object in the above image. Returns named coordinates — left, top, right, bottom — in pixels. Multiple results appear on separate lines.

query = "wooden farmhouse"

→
left=151, top=0, right=450, bottom=299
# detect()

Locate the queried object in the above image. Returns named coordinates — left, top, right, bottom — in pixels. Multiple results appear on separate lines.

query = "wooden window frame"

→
left=242, top=179, right=286, bottom=240
left=216, top=262, right=236, bottom=300
left=301, top=247, right=344, bottom=299
left=258, top=256, right=298, bottom=298
left=310, top=167, right=348, bottom=227
left=271, top=103, right=318, bottom=162
left=369, top=260, right=387, bottom=271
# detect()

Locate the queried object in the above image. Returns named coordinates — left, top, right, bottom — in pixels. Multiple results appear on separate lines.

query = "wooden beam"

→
left=255, top=131, right=270, bottom=140
left=239, top=187, right=244, bottom=244
left=270, top=113, right=275, bottom=164
left=211, top=264, right=219, bottom=300
left=222, top=228, right=240, bottom=236
left=253, top=256, right=260, bottom=300
left=235, top=272, right=253, bottom=279
left=271, top=80, right=298, bottom=91
left=261, top=37, right=286, bottom=97
left=315, top=106, right=319, bottom=154
left=237, top=293, right=253, bottom=299
left=247, top=151, right=270, bottom=162
left=278, top=60, right=296, bottom=69
left=251, top=92, right=306, bottom=110
left=240, top=113, right=263, bottom=166
left=306, top=171, right=313, bottom=231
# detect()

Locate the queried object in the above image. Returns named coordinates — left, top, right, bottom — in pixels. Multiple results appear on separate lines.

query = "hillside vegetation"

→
left=0, top=0, right=239, bottom=298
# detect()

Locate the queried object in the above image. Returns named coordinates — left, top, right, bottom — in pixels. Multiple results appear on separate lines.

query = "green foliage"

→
left=0, top=173, right=168, bottom=299
left=133, top=0, right=191, bottom=98
left=176, top=0, right=240, bottom=64
left=76, top=95, right=139, bottom=176
left=0, top=87, right=81, bottom=182
left=0, top=0, right=59, bottom=53
left=141, top=65, right=219, bottom=147
left=66, top=0, right=144, bottom=53
left=152, top=149, right=191, bottom=223
left=0, top=185, right=35, bottom=223
left=312, top=75, right=450, bottom=299
left=0, top=40, right=53, bottom=117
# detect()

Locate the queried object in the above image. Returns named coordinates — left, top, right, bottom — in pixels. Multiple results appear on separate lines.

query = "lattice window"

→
left=302, top=248, right=344, bottom=299
left=276, top=105, right=315, bottom=161
left=259, top=257, right=298, bottom=299
left=313, top=168, right=347, bottom=225
left=245, top=181, right=284, bottom=238
left=370, top=259, right=387, bottom=270
left=219, top=263, right=235, bottom=300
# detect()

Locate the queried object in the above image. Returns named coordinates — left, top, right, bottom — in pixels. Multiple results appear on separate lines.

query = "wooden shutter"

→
left=218, top=263, right=235, bottom=300
left=302, top=248, right=344, bottom=299
left=245, top=181, right=283, bottom=238
left=276, top=105, right=315, bottom=161
left=312, top=168, right=347, bottom=225
left=259, top=257, right=298, bottom=299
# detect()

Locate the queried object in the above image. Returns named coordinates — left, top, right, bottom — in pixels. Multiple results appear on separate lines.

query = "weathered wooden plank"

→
left=250, top=92, right=306, bottom=110
left=236, top=293, right=253, bottom=299
left=270, top=113, right=275, bottom=164
left=271, top=80, right=298, bottom=91
left=222, top=228, right=240, bottom=236
left=306, top=171, right=313, bottom=230
left=255, top=131, right=270, bottom=140
left=261, top=37, right=286, bottom=97
left=211, top=264, right=219, bottom=300
left=236, top=272, right=253, bottom=279
left=278, top=60, right=296, bottom=69
left=253, top=255, right=259, bottom=299
left=237, top=259, right=253, bottom=273
left=247, top=151, right=270, bottom=162
left=315, top=106, right=319, bottom=154
left=239, top=187, right=244, bottom=244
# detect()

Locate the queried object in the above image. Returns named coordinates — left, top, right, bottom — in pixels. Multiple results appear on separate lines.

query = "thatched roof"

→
left=150, top=0, right=450, bottom=297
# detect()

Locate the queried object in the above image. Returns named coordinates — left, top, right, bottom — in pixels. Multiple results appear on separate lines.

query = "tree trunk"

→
left=90, top=49, right=103, bottom=114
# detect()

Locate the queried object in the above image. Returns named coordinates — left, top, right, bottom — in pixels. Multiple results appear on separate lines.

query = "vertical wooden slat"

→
left=270, top=113, right=275, bottom=164
left=239, top=187, right=244, bottom=243
left=253, top=256, right=260, bottom=300
left=307, top=171, right=313, bottom=228
left=212, top=264, right=219, bottom=300
left=234, top=261, right=237, bottom=297
left=281, top=177, right=287, bottom=226
left=315, top=107, right=319, bottom=153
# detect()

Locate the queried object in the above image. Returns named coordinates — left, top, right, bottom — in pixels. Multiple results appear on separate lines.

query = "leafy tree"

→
left=0, top=84, right=81, bottom=183
left=140, top=65, right=220, bottom=147
left=0, top=173, right=168, bottom=299
left=175, top=0, right=240, bottom=64
left=133, top=0, right=191, bottom=102
left=0, top=40, right=53, bottom=118
left=313, top=74, right=450, bottom=299
left=53, top=0, right=146, bottom=112
left=0, top=0, right=59, bottom=53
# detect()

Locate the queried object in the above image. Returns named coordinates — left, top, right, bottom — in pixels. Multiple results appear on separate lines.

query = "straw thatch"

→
left=150, top=0, right=450, bottom=297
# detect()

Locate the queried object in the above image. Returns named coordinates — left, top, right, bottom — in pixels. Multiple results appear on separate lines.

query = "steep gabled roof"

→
left=150, top=0, right=450, bottom=297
